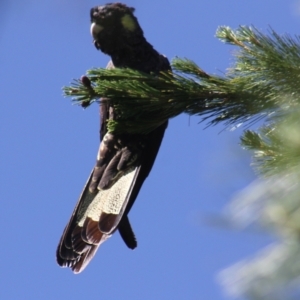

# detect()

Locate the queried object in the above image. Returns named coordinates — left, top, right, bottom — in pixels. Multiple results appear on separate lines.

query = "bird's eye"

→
left=90, top=22, right=103, bottom=38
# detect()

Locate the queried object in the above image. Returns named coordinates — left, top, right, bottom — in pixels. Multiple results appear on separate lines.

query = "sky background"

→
left=1, top=1, right=300, bottom=299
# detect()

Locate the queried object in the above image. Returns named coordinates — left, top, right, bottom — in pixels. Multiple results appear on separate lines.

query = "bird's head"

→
left=90, top=3, right=144, bottom=55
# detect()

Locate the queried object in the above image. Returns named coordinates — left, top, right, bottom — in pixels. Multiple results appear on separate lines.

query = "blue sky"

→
left=1, top=1, right=300, bottom=299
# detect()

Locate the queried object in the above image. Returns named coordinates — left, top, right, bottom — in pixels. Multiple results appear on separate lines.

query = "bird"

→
left=56, top=3, right=171, bottom=274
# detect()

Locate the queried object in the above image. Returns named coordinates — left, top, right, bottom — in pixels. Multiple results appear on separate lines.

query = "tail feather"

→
left=118, top=215, right=137, bottom=249
left=56, top=167, right=139, bottom=273
left=71, top=225, right=91, bottom=254
left=71, top=245, right=99, bottom=274
left=83, top=218, right=104, bottom=244
left=56, top=121, right=168, bottom=273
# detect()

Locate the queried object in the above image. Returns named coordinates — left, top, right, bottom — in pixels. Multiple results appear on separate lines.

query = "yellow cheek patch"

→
left=121, top=14, right=136, bottom=31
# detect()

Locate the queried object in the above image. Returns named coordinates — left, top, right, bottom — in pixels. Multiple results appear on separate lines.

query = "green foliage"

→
left=63, top=25, right=300, bottom=299
left=63, top=25, right=300, bottom=177
left=241, top=109, right=300, bottom=177
left=63, top=25, right=300, bottom=178
left=64, top=65, right=229, bottom=134
left=64, top=26, right=300, bottom=136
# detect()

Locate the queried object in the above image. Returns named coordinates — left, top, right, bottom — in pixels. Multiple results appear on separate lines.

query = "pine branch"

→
left=64, top=66, right=230, bottom=133
left=63, top=26, right=300, bottom=135
left=62, top=25, right=300, bottom=299
left=241, top=108, right=300, bottom=177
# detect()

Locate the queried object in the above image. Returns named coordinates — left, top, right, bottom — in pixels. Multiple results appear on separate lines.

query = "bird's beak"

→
left=90, top=22, right=103, bottom=50
left=90, top=22, right=103, bottom=39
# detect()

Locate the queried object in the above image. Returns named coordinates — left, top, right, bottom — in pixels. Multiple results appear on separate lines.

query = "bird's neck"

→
left=110, top=39, right=160, bottom=73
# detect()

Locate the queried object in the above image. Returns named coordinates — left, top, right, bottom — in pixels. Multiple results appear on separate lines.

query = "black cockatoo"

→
left=56, top=3, right=170, bottom=273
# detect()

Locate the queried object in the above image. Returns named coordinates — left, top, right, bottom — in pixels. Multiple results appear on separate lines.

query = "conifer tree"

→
left=64, top=26, right=300, bottom=299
